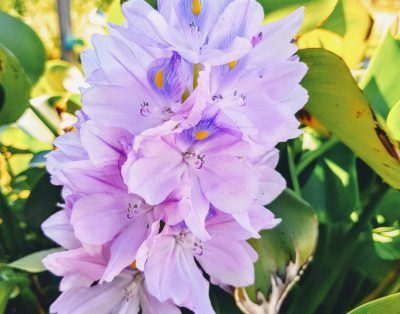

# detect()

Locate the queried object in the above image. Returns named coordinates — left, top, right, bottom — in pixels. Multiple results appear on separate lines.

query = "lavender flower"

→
left=43, top=0, right=308, bottom=313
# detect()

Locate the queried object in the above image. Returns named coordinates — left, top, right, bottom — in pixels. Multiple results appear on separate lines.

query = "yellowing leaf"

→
left=298, top=0, right=372, bottom=68
left=299, top=48, right=400, bottom=189
left=260, top=0, right=339, bottom=34
left=387, top=101, right=400, bottom=141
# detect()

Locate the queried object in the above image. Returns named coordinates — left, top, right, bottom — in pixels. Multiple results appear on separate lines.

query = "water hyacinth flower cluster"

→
left=42, top=0, right=308, bottom=313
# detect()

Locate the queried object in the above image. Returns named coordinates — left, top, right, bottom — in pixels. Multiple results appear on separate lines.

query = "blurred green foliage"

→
left=0, top=0, right=399, bottom=314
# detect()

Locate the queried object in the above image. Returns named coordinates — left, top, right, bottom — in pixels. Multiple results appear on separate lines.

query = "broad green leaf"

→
left=360, top=31, right=400, bottom=118
left=260, top=0, right=338, bottom=34
left=8, top=248, right=62, bottom=273
left=24, top=173, right=62, bottom=229
left=243, top=189, right=318, bottom=311
left=0, top=281, right=14, bottom=314
left=0, top=44, right=30, bottom=125
left=352, top=233, right=397, bottom=283
left=347, top=293, right=400, bottom=314
left=299, top=48, right=400, bottom=189
left=321, top=0, right=346, bottom=35
left=387, top=101, right=400, bottom=141
left=302, top=144, right=360, bottom=222
left=298, top=0, right=372, bottom=68
left=0, top=11, right=45, bottom=84
left=373, top=226, right=400, bottom=261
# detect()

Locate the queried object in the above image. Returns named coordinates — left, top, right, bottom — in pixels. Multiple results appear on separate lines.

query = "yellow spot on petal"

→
left=154, top=69, right=164, bottom=89
left=228, top=60, right=238, bottom=70
left=192, top=0, right=201, bottom=16
left=195, top=130, right=209, bottom=140
left=131, top=260, right=137, bottom=269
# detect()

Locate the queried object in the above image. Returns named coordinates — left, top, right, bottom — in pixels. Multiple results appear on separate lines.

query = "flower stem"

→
left=296, top=137, right=339, bottom=175
left=29, top=104, right=60, bottom=137
left=193, top=63, right=201, bottom=90
left=287, top=143, right=301, bottom=196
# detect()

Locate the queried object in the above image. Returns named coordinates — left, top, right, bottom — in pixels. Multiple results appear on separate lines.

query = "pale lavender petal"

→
left=207, top=0, right=264, bottom=49
left=249, top=7, right=304, bottom=65
left=43, top=248, right=106, bottom=290
left=139, top=281, right=180, bottom=314
left=71, top=193, right=130, bottom=245
left=141, top=233, right=213, bottom=313
left=50, top=274, right=132, bottom=314
left=201, top=37, right=252, bottom=65
left=82, top=85, right=163, bottom=134
left=80, top=121, right=132, bottom=168
left=197, top=155, right=259, bottom=213
left=181, top=172, right=211, bottom=241
left=122, top=139, right=185, bottom=205
left=196, top=235, right=257, bottom=287
left=41, top=210, right=80, bottom=250
left=102, top=214, right=150, bottom=282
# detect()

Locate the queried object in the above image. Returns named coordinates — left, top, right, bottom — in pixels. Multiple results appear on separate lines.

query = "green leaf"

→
left=24, top=173, right=62, bottom=229
left=210, top=285, right=241, bottom=314
left=387, top=101, right=400, bottom=141
left=0, top=11, right=45, bottom=84
left=243, top=189, right=318, bottom=311
left=352, top=232, right=397, bottom=283
left=347, top=293, right=400, bottom=314
left=299, top=48, right=400, bottom=189
left=0, top=281, right=14, bottom=314
left=260, top=0, right=338, bottom=34
left=321, top=0, right=346, bottom=35
left=375, top=189, right=400, bottom=225
left=302, top=143, right=360, bottom=222
left=0, top=44, right=31, bottom=125
left=361, top=32, right=400, bottom=119
left=11, top=167, right=46, bottom=194
left=8, top=248, right=62, bottom=273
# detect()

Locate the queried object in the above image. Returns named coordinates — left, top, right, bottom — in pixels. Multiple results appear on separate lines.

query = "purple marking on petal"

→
left=147, top=52, right=188, bottom=103
left=179, top=112, right=222, bottom=145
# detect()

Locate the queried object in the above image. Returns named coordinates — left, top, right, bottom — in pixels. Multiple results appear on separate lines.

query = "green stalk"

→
left=287, top=143, right=301, bottom=196
left=296, top=137, right=339, bottom=175
left=193, top=63, right=201, bottom=90
left=29, top=104, right=60, bottom=137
